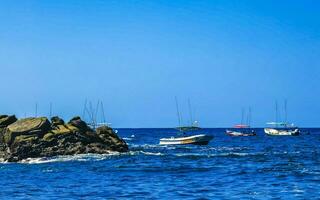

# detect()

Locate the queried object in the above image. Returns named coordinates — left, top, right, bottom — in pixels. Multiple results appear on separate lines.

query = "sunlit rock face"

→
left=0, top=115, right=128, bottom=162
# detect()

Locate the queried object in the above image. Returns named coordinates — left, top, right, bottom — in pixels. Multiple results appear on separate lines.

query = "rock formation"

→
left=0, top=115, right=128, bottom=162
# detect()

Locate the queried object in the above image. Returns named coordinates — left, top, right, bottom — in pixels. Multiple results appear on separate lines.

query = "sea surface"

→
left=1, top=128, right=320, bottom=199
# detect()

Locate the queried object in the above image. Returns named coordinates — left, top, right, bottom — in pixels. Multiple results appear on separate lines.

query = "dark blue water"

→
left=1, top=128, right=320, bottom=199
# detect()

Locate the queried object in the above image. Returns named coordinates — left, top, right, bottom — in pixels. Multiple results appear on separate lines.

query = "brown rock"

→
left=51, top=116, right=65, bottom=127
left=5, top=117, right=51, bottom=145
left=0, top=115, right=17, bottom=128
left=68, top=116, right=89, bottom=132
left=96, top=125, right=128, bottom=152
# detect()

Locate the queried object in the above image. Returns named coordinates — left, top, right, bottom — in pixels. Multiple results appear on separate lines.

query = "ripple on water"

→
left=0, top=128, right=320, bottom=199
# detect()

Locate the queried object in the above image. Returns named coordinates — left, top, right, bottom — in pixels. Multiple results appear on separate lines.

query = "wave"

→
left=172, top=152, right=265, bottom=159
left=18, top=152, right=122, bottom=164
left=129, top=144, right=252, bottom=151
left=139, top=151, right=164, bottom=156
left=0, top=150, right=283, bottom=165
left=16, top=150, right=165, bottom=164
left=125, top=150, right=164, bottom=156
left=129, top=144, right=174, bottom=151
left=126, top=150, right=266, bottom=159
left=130, top=144, right=162, bottom=148
left=123, top=137, right=136, bottom=141
left=129, top=143, right=212, bottom=151
left=2, top=142, right=301, bottom=164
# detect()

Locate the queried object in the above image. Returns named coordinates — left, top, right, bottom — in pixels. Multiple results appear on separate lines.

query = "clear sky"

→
left=0, top=0, right=319, bottom=127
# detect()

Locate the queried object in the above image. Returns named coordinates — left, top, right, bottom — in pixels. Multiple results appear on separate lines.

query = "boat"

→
left=226, top=108, right=256, bottom=136
left=159, top=98, right=213, bottom=145
left=264, top=100, right=300, bottom=136
left=226, top=125, right=256, bottom=136
left=264, top=122, right=299, bottom=136
left=160, top=134, right=213, bottom=145
left=176, top=123, right=201, bottom=132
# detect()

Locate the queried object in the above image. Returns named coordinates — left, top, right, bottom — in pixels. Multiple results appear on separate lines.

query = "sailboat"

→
left=264, top=100, right=300, bottom=136
left=226, top=108, right=256, bottom=136
left=159, top=98, right=213, bottom=145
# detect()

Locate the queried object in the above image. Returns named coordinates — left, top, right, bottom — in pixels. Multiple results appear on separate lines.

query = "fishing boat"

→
left=159, top=98, right=213, bottom=145
left=226, top=125, right=256, bottom=136
left=264, top=122, right=299, bottom=136
left=226, top=108, right=256, bottom=136
left=160, top=133, right=213, bottom=145
left=264, top=100, right=300, bottom=136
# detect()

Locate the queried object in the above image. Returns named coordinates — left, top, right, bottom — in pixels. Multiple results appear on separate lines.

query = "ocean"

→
left=0, top=128, right=320, bottom=199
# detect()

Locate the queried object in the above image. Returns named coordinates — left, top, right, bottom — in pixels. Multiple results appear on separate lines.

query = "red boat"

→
left=226, top=108, right=256, bottom=137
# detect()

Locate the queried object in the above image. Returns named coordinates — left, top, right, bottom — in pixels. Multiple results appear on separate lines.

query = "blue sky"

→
left=0, top=0, right=319, bottom=127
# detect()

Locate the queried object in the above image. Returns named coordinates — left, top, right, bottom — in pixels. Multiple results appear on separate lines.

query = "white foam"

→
left=140, top=151, right=164, bottom=156
left=18, top=152, right=122, bottom=164
left=124, top=150, right=164, bottom=156
left=174, top=153, right=204, bottom=157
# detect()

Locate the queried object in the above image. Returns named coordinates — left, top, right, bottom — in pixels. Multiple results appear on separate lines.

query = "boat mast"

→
left=241, top=108, right=245, bottom=125
left=95, top=100, right=100, bottom=125
left=82, top=99, right=88, bottom=120
left=188, top=98, right=193, bottom=126
left=89, top=101, right=96, bottom=128
left=175, top=97, right=182, bottom=128
left=49, top=102, right=53, bottom=118
left=275, top=100, right=279, bottom=128
left=284, top=99, right=288, bottom=127
left=247, top=107, right=252, bottom=127
left=100, top=101, right=106, bottom=125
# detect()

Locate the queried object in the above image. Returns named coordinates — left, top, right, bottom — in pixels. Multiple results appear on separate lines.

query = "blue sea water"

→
left=1, top=128, right=320, bottom=199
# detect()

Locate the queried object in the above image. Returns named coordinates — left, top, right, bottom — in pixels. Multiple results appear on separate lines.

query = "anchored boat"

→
left=226, top=125, right=256, bottom=136
left=159, top=98, right=213, bottom=145
left=160, top=124, right=213, bottom=145
left=160, top=134, right=213, bottom=145
left=226, top=108, right=256, bottom=137
left=265, top=122, right=299, bottom=136
left=160, top=121, right=213, bottom=145
left=264, top=100, right=300, bottom=136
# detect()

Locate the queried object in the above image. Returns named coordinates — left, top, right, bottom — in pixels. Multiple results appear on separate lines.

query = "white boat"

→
left=264, top=122, right=299, bottom=136
left=160, top=134, right=213, bottom=145
left=264, top=127, right=299, bottom=136
left=264, top=100, right=300, bottom=136
left=160, top=97, right=213, bottom=145
left=226, top=129, right=256, bottom=137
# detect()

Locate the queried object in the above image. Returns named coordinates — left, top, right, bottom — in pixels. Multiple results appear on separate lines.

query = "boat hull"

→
left=226, top=130, right=256, bottom=137
left=159, top=134, right=213, bottom=145
left=264, top=128, right=299, bottom=136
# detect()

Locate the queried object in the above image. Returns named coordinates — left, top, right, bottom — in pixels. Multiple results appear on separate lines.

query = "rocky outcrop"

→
left=0, top=115, right=128, bottom=162
left=96, top=126, right=128, bottom=152
left=0, top=115, right=17, bottom=147
left=51, top=116, right=65, bottom=127
left=0, top=115, right=17, bottom=128
left=5, top=117, right=51, bottom=145
left=68, top=116, right=89, bottom=131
